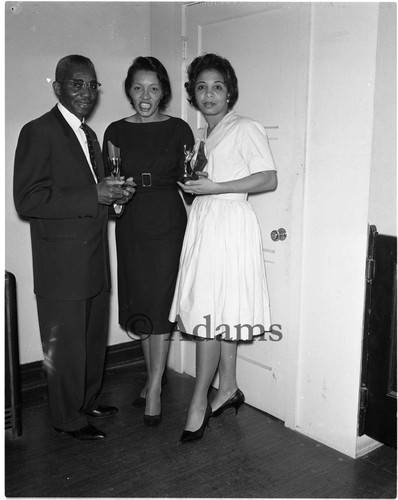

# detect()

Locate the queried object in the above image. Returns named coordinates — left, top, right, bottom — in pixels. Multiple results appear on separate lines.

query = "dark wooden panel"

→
left=5, top=271, right=22, bottom=437
left=361, top=229, right=397, bottom=447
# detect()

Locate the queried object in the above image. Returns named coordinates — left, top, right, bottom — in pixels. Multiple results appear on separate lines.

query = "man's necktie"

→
left=80, top=122, right=99, bottom=181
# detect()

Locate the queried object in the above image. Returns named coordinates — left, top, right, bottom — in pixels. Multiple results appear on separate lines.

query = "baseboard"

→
left=105, top=340, right=144, bottom=368
left=20, top=340, right=144, bottom=391
left=355, top=434, right=383, bottom=458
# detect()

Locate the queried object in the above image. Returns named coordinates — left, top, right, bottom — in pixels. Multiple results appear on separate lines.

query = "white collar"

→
left=57, top=102, right=84, bottom=131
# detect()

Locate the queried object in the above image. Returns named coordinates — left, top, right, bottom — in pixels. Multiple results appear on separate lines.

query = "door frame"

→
left=169, top=2, right=310, bottom=430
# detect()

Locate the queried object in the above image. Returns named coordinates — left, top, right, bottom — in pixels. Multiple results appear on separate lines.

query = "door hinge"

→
left=366, top=258, right=375, bottom=282
left=181, top=36, right=187, bottom=61
left=358, top=384, right=368, bottom=435
left=360, top=384, right=368, bottom=410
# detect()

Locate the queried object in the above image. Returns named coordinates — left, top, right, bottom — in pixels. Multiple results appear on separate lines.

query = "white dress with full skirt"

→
left=169, top=112, right=276, bottom=341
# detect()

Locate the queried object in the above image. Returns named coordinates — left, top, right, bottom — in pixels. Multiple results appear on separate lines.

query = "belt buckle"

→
left=142, top=173, right=152, bottom=187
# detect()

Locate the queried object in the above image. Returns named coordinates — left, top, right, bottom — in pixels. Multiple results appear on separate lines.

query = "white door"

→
left=180, top=3, right=310, bottom=421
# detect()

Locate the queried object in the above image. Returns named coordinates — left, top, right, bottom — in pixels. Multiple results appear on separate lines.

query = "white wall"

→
left=295, top=3, right=380, bottom=457
left=368, top=3, right=397, bottom=236
left=5, top=2, right=151, bottom=364
left=150, top=2, right=185, bottom=119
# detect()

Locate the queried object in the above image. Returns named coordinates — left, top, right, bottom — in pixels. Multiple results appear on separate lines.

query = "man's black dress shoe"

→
left=53, top=424, right=106, bottom=441
left=85, top=405, right=118, bottom=418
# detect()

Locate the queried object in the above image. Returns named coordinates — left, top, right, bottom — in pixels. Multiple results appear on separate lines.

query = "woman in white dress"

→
left=169, top=54, right=277, bottom=443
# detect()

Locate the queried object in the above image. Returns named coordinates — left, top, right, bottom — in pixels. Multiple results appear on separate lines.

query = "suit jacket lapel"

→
left=51, top=106, right=99, bottom=183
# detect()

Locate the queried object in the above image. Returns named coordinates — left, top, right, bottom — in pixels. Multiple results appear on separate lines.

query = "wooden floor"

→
left=5, top=362, right=397, bottom=498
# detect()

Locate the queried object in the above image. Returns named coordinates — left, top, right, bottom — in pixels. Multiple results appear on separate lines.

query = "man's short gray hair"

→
left=55, top=55, right=95, bottom=82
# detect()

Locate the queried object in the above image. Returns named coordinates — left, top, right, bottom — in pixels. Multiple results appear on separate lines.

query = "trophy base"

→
left=179, top=174, right=199, bottom=184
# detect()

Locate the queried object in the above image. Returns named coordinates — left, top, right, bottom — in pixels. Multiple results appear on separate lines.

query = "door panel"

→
left=360, top=225, right=397, bottom=447
left=182, top=3, right=310, bottom=420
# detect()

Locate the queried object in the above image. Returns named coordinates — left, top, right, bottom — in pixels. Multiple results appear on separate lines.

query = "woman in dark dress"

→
left=103, top=57, right=194, bottom=426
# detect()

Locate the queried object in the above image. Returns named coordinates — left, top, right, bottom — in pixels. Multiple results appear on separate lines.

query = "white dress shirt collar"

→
left=57, top=102, right=83, bottom=131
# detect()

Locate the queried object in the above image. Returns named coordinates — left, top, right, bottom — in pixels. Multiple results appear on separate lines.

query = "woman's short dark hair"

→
left=185, top=53, right=239, bottom=110
left=124, top=56, right=171, bottom=110
left=55, top=55, right=95, bottom=82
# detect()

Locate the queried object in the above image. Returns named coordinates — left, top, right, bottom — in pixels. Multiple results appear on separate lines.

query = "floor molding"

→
left=20, top=341, right=144, bottom=391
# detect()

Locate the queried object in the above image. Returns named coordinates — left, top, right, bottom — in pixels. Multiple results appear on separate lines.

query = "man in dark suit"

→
left=13, top=55, right=134, bottom=441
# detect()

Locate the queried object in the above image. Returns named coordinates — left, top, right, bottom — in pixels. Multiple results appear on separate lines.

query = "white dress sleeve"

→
left=237, top=118, right=276, bottom=174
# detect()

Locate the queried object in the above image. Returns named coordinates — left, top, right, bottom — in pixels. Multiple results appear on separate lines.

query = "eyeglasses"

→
left=59, top=80, right=102, bottom=92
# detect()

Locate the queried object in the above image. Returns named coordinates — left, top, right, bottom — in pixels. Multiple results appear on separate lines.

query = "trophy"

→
left=107, top=140, right=121, bottom=179
left=180, top=145, right=195, bottom=184
left=179, top=141, right=208, bottom=183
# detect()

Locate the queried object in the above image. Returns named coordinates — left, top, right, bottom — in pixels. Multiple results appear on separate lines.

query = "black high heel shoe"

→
left=143, top=389, right=163, bottom=427
left=132, top=372, right=168, bottom=408
left=211, top=389, right=245, bottom=417
left=143, top=412, right=162, bottom=427
left=179, top=403, right=212, bottom=444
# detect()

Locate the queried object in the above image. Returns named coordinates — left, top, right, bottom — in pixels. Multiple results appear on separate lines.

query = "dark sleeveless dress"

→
left=103, top=117, right=194, bottom=333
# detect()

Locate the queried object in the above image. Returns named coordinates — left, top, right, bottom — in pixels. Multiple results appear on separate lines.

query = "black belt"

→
left=137, top=172, right=176, bottom=190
